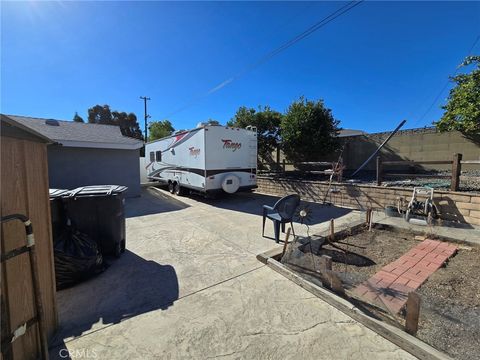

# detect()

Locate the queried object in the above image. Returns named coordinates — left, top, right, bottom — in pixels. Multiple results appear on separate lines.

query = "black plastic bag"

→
left=54, top=227, right=107, bottom=290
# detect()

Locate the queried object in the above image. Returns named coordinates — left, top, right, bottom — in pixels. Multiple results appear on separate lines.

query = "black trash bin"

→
left=64, top=185, right=128, bottom=257
left=49, top=189, right=70, bottom=240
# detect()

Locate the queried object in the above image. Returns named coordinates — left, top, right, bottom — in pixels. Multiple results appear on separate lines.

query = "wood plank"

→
left=382, top=160, right=453, bottom=165
left=383, top=174, right=451, bottom=179
left=23, top=140, right=58, bottom=337
left=1, top=137, right=37, bottom=359
left=405, top=292, right=421, bottom=335
left=460, top=160, right=480, bottom=164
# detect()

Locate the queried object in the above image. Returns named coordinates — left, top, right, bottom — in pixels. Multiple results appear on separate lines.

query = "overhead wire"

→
left=411, top=34, right=480, bottom=128
left=162, top=1, right=364, bottom=119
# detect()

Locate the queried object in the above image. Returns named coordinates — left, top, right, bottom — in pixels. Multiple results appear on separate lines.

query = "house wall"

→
left=256, top=176, right=480, bottom=226
left=47, top=146, right=141, bottom=197
left=1, top=135, right=58, bottom=359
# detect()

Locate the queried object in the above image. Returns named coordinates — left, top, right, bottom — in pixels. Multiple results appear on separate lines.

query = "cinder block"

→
left=456, top=202, right=480, bottom=211
left=463, top=216, right=480, bottom=226
left=442, top=194, right=472, bottom=203
left=470, top=210, right=480, bottom=218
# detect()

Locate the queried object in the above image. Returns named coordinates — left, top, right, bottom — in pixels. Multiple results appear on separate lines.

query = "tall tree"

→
left=435, top=56, right=480, bottom=137
left=73, top=112, right=84, bottom=123
left=87, top=104, right=143, bottom=141
left=281, top=97, right=340, bottom=163
left=227, top=106, right=282, bottom=161
left=148, top=120, right=175, bottom=141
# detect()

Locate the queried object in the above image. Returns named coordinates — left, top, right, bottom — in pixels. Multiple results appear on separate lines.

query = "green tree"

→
left=435, top=56, right=480, bottom=136
left=227, top=106, right=282, bottom=161
left=73, top=112, right=84, bottom=123
left=148, top=120, right=175, bottom=141
left=87, top=104, right=144, bottom=141
left=281, top=97, right=340, bottom=163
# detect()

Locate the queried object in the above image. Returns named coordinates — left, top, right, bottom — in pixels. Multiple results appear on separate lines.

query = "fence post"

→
left=376, top=156, right=382, bottom=186
left=451, top=153, right=462, bottom=191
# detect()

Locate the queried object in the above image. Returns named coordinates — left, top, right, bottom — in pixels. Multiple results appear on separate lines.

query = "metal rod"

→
left=351, top=119, right=406, bottom=178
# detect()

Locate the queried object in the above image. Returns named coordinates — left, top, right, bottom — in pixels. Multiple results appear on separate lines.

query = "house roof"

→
left=3, top=114, right=143, bottom=150
left=338, top=129, right=367, bottom=137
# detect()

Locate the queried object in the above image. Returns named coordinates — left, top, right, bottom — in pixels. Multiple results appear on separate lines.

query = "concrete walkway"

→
left=51, top=188, right=415, bottom=359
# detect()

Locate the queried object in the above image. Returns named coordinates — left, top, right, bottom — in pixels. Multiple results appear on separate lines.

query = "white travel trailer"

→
left=145, top=123, right=257, bottom=196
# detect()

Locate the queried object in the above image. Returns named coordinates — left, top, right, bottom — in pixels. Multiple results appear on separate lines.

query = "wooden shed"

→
left=1, top=115, right=58, bottom=359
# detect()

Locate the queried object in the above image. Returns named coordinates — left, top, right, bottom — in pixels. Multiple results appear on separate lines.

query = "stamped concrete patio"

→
left=50, top=187, right=415, bottom=359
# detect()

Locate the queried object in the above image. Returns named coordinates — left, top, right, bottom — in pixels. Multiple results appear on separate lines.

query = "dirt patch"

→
left=281, top=227, right=480, bottom=359
left=416, top=246, right=480, bottom=360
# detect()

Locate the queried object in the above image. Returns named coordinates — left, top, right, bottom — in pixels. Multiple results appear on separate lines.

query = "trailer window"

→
left=150, top=151, right=155, bottom=162
left=155, top=151, right=162, bottom=162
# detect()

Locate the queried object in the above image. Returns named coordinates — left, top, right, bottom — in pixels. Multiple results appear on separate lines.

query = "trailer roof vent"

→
left=45, top=119, right=60, bottom=126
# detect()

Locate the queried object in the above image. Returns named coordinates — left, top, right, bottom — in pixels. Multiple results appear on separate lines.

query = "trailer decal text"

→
left=189, top=147, right=200, bottom=157
left=222, top=139, right=241, bottom=152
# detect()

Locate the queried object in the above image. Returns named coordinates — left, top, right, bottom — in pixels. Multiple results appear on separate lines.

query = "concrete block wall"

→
left=256, top=176, right=480, bottom=226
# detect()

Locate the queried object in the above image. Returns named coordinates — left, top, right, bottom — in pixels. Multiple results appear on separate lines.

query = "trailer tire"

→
left=174, top=183, right=184, bottom=196
left=168, top=182, right=175, bottom=194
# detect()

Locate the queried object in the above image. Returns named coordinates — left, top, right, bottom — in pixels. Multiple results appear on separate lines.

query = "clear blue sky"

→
left=2, top=1, right=479, bottom=134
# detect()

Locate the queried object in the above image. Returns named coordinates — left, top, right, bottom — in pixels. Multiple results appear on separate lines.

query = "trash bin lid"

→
left=49, top=189, right=70, bottom=199
left=69, top=185, right=128, bottom=197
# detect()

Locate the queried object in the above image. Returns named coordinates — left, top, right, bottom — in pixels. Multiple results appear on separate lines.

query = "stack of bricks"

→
left=352, top=239, right=457, bottom=314
left=256, top=176, right=480, bottom=226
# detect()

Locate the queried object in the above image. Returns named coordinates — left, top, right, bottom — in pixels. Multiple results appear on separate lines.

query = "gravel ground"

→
left=260, top=170, right=480, bottom=193
left=282, top=228, right=480, bottom=359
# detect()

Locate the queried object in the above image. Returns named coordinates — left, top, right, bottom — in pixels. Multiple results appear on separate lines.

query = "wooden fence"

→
left=376, top=153, right=480, bottom=191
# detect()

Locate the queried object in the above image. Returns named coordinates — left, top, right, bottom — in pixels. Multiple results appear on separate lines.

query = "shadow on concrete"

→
left=50, top=250, right=178, bottom=349
left=125, top=187, right=189, bottom=218
left=194, top=192, right=353, bottom=226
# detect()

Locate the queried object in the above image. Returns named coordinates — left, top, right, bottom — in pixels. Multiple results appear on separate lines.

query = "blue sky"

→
left=2, top=1, right=479, bottom=133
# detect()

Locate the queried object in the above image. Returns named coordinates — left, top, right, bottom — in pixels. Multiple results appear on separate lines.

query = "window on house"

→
left=150, top=151, right=155, bottom=162
left=156, top=151, right=162, bottom=162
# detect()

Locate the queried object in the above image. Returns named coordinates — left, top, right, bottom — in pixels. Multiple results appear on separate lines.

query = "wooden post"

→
left=405, top=292, right=421, bottom=335
left=451, top=153, right=462, bottom=191
left=319, top=255, right=332, bottom=271
left=329, top=219, right=335, bottom=241
left=281, top=228, right=291, bottom=257
left=282, top=159, right=286, bottom=173
left=376, top=156, right=383, bottom=186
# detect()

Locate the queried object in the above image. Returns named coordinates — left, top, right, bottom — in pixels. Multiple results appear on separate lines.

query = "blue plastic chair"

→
left=262, top=194, right=300, bottom=243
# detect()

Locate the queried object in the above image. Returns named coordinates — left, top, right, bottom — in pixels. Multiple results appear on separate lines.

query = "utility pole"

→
left=139, top=96, right=151, bottom=142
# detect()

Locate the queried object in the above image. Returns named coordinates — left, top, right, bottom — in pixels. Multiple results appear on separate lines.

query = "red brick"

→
left=382, top=263, right=396, bottom=272
left=391, top=266, right=409, bottom=276
left=426, top=262, right=443, bottom=271
left=407, top=279, right=422, bottom=289
left=396, top=276, right=410, bottom=286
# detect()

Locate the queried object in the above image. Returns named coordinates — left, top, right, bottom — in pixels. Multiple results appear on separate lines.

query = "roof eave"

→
left=54, top=140, right=143, bottom=150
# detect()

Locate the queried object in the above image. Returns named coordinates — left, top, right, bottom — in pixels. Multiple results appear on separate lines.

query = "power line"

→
left=163, top=1, right=364, bottom=118
left=412, top=34, right=480, bottom=128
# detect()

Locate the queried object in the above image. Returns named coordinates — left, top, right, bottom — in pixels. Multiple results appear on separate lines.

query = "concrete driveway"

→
left=51, top=187, right=414, bottom=359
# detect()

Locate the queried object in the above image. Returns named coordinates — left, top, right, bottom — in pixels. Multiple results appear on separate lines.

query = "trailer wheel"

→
left=174, top=183, right=184, bottom=196
left=168, top=182, right=175, bottom=194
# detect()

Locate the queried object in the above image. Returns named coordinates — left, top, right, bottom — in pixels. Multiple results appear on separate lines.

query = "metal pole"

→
left=351, top=119, right=406, bottom=178
left=139, top=96, right=151, bottom=142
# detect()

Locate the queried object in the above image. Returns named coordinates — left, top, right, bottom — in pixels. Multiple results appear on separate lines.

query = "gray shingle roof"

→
left=338, top=129, right=367, bottom=137
left=4, top=115, right=143, bottom=149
